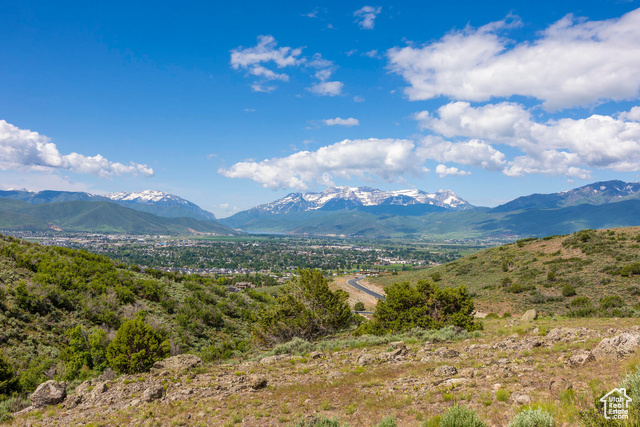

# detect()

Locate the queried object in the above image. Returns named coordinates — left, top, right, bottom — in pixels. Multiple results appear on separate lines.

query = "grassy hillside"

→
left=0, top=234, right=268, bottom=397
left=371, top=226, right=640, bottom=316
left=0, top=199, right=236, bottom=235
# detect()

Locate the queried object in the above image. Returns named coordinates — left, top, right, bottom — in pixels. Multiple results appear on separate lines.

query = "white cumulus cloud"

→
left=417, top=136, right=506, bottom=171
left=388, top=8, right=640, bottom=110
left=219, top=138, right=425, bottom=190
left=323, top=117, right=359, bottom=127
left=0, top=120, right=154, bottom=178
left=435, top=164, right=471, bottom=177
left=354, top=6, right=382, bottom=30
left=417, top=102, right=640, bottom=178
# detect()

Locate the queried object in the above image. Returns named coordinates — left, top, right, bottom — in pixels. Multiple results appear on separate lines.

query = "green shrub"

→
left=485, top=313, right=500, bottom=320
left=431, top=272, right=442, bottom=282
left=0, top=354, right=19, bottom=398
left=600, top=295, right=624, bottom=309
left=496, top=388, right=510, bottom=402
left=356, top=280, right=481, bottom=336
left=353, top=302, right=365, bottom=312
left=502, top=312, right=512, bottom=318
left=508, top=408, right=555, bottom=427
left=255, top=269, right=355, bottom=345
left=59, top=325, right=109, bottom=381
left=562, top=284, right=576, bottom=297
left=289, top=415, right=348, bottom=426
left=439, top=405, right=488, bottom=427
left=106, top=314, right=170, bottom=374
left=377, top=416, right=397, bottom=427
left=570, top=296, right=591, bottom=308
left=619, top=367, right=640, bottom=409
left=501, top=277, right=513, bottom=287
left=508, top=283, right=524, bottom=293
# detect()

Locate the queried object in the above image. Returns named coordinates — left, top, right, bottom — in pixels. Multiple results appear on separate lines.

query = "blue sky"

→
left=2, top=0, right=640, bottom=217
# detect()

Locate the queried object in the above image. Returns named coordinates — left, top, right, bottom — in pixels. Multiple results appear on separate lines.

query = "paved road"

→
left=346, top=277, right=386, bottom=301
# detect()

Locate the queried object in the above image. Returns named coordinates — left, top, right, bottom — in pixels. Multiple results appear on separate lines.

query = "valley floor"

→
left=12, top=316, right=640, bottom=427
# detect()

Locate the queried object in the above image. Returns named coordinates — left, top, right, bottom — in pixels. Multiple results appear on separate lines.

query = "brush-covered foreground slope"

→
left=14, top=316, right=640, bottom=426
left=0, top=199, right=236, bottom=235
left=0, top=235, right=268, bottom=394
left=372, top=226, right=640, bottom=316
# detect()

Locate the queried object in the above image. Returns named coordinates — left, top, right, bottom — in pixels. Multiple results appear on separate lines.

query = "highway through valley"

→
left=346, top=277, right=386, bottom=301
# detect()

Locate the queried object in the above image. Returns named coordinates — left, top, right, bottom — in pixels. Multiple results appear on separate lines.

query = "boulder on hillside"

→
left=566, top=352, right=595, bottom=368
left=151, top=354, right=202, bottom=373
left=434, top=347, right=460, bottom=358
left=435, top=365, right=458, bottom=377
left=520, top=309, right=537, bottom=322
left=142, top=384, right=165, bottom=402
left=592, top=333, right=640, bottom=360
left=30, top=380, right=67, bottom=408
left=356, top=353, right=378, bottom=366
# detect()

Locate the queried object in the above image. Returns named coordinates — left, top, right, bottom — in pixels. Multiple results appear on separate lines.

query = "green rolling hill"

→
left=0, top=199, right=237, bottom=235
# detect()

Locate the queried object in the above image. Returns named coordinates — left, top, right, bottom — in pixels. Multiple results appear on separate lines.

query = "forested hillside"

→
left=372, top=226, right=640, bottom=316
left=0, top=234, right=268, bottom=398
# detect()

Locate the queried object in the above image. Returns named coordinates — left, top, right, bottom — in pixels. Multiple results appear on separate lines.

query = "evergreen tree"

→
left=106, top=313, right=170, bottom=374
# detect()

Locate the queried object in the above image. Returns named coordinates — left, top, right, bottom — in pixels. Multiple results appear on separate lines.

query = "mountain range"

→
left=2, top=180, right=640, bottom=238
left=0, top=189, right=216, bottom=221
left=0, top=189, right=235, bottom=235
left=219, top=180, right=640, bottom=239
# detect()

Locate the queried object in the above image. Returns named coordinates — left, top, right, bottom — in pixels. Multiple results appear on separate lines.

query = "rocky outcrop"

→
left=435, top=365, right=457, bottom=377
left=142, top=385, right=165, bottom=402
left=566, top=352, right=595, bottom=367
left=151, top=354, right=202, bottom=373
left=592, top=333, right=640, bottom=360
left=30, top=380, right=67, bottom=408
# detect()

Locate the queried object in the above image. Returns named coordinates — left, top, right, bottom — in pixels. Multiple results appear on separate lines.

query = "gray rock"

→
left=249, top=375, right=268, bottom=390
left=151, top=354, right=202, bottom=373
left=592, top=334, right=640, bottom=360
left=434, top=365, right=458, bottom=377
left=521, top=309, right=537, bottom=322
left=434, top=347, right=460, bottom=358
left=356, top=353, right=378, bottom=366
left=30, top=380, right=67, bottom=408
left=549, top=377, right=572, bottom=394
left=142, top=384, right=165, bottom=402
left=567, top=352, right=595, bottom=367
left=389, top=341, right=406, bottom=350
left=260, top=354, right=290, bottom=365
left=438, top=378, right=467, bottom=387
left=310, top=351, right=325, bottom=359
left=90, top=381, right=109, bottom=399
left=327, top=371, right=343, bottom=380
left=516, top=394, right=532, bottom=405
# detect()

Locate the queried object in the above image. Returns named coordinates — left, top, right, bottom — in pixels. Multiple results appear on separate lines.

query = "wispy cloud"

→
left=0, top=120, right=153, bottom=178
left=230, top=35, right=303, bottom=92
left=323, top=117, right=359, bottom=126
left=388, top=9, right=640, bottom=110
left=231, top=36, right=343, bottom=96
left=354, top=6, right=382, bottom=30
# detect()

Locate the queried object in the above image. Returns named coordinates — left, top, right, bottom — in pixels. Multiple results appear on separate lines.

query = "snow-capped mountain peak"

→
left=255, top=186, right=472, bottom=214
left=105, top=190, right=187, bottom=204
